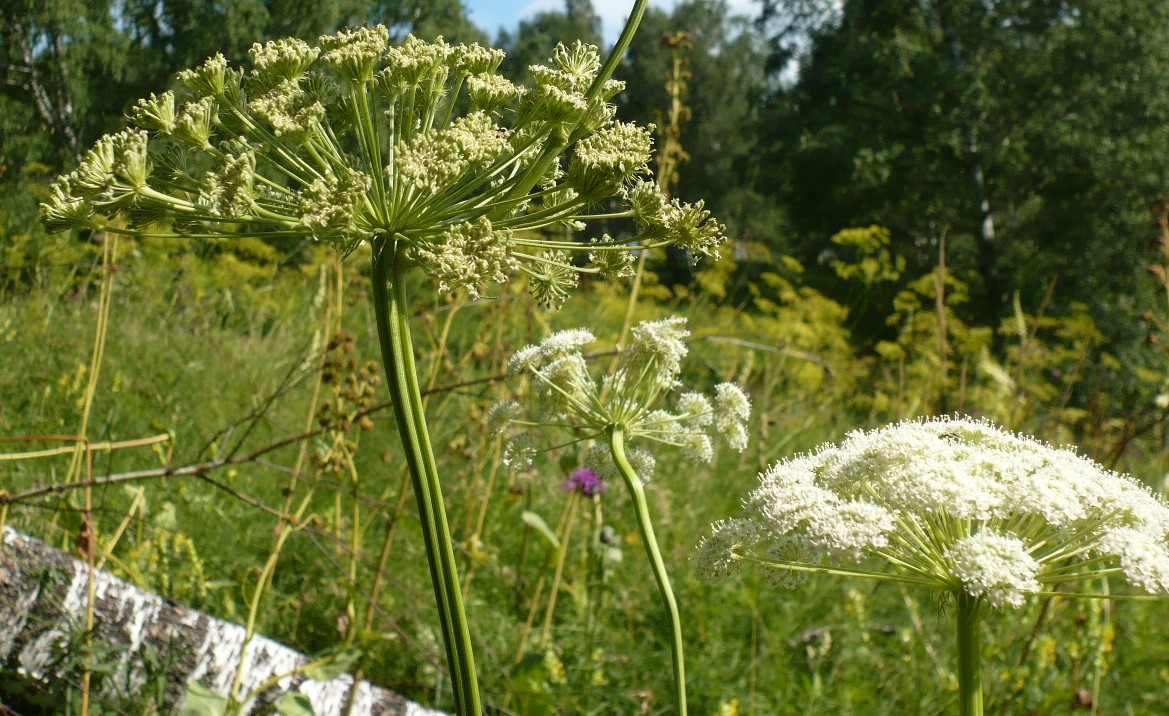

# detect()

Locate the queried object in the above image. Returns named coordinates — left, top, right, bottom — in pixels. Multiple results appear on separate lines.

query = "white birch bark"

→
left=0, top=527, right=446, bottom=715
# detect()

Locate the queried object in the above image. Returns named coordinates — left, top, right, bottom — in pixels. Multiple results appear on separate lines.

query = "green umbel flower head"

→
left=42, top=31, right=726, bottom=306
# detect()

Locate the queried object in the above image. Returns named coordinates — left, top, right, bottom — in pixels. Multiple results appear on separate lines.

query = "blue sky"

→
left=463, top=0, right=759, bottom=44
left=461, top=0, right=659, bottom=43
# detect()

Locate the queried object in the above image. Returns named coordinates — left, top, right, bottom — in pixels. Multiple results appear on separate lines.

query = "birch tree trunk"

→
left=0, top=527, right=446, bottom=715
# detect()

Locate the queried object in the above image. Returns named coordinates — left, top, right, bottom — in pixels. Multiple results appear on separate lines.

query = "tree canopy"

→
left=758, top=0, right=1169, bottom=341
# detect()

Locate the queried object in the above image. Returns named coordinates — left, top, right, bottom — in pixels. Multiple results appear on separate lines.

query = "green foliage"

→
left=274, top=692, right=316, bottom=716
left=5, top=1, right=1169, bottom=713
left=179, top=685, right=224, bottom=716
left=505, top=649, right=567, bottom=716
left=3, top=217, right=1169, bottom=714
left=829, top=226, right=903, bottom=286
left=758, top=0, right=1169, bottom=349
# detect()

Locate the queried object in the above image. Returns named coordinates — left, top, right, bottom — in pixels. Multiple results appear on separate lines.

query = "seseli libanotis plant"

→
left=494, top=316, right=751, bottom=715
left=38, top=0, right=729, bottom=711
left=698, top=416, right=1169, bottom=716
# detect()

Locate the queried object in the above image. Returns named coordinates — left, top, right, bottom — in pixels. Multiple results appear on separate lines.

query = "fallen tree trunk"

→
left=0, top=527, right=445, bottom=715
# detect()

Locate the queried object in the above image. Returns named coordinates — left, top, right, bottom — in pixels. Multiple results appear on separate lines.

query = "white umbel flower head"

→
left=700, top=416, right=1169, bottom=606
left=495, top=316, right=750, bottom=477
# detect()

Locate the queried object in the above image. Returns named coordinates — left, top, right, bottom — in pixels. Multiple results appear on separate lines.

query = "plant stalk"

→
left=956, top=592, right=984, bottom=716
left=539, top=490, right=580, bottom=649
left=371, top=239, right=481, bottom=715
left=609, top=427, right=687, bottom=716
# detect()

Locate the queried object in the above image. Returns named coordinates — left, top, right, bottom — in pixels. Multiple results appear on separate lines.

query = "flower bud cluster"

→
left=494, top=317, right=750, bottom=480
left=43, top=27, right=726, bottom=306
left=312, top=332, right=381, bottom=473
left=397, top=112, right=511, bottom=193
left=199, top=148, right=257, bottom=217
left=406, top=217, right=519, bottom=297
left=699, top=416, right=1169, bottom=607
left=626, top=180, right=724, bottom=261
left=587, top=236, right=636, bottom=279
left=525, top=251, right=580, bottom=310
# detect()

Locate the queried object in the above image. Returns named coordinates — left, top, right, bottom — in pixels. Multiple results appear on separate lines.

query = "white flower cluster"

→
left=699, top=416, right=1169, bottom=607
left=43, top=28, right=726, bottom=305
left=946, top=532, right=1041, bottom=608
left=494, top=317, right=750, bottom=479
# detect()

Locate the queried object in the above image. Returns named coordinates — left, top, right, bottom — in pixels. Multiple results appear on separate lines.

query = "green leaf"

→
left=521, top=510, right=560, bottom=550
left=275, top=692, right=317, bottom=716
left=179, top=682, right=228, bottom=716
left=303, top=646, right=363, bottom=681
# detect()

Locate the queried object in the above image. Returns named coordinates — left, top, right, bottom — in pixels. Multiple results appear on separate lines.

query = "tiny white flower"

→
left=502, top=431, right=536, bottom=469
left=486, top=400, right=521, bottom=436
left=1100, top=527, right=1169, bottom=594
left=676, top=392, right=713, bottom=427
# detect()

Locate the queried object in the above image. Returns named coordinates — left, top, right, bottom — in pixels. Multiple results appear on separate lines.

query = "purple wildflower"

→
left=562, top=467, right=606, bottom=497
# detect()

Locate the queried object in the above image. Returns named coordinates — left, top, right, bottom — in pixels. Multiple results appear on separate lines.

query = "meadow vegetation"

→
left=4, top=216, right=1169, bottom=714
left=4, top=1, right=1169, bottom=715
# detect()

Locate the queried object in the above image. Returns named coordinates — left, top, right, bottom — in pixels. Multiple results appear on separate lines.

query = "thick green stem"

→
left=956, top=592, right=984, bottom=716
left=609, top=428, right=687, bottom=716
left=371, top=239, right=481, bottom=715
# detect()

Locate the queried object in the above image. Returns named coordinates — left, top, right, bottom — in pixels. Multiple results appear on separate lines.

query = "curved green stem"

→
left=956, top=592, right=984, bottom=716
left=609, top=427, right=687, bottom=716
left=371, top=239, right=481, bottom=715
left=494, top=0, right=650, bottom=211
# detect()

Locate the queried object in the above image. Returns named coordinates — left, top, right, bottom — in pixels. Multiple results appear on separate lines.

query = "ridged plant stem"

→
left=371, top=239, right=481, bottom=715
left=609, top=427, right=687, bottom=716
left=956, top=592, right=984, bottom=716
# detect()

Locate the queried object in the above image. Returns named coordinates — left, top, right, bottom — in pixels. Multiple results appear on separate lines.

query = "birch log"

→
left=0, top=527, right=446, bottom=715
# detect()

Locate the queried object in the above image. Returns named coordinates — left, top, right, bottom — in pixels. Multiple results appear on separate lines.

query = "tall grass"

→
left=3, top=230, right=1169, bottom=714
